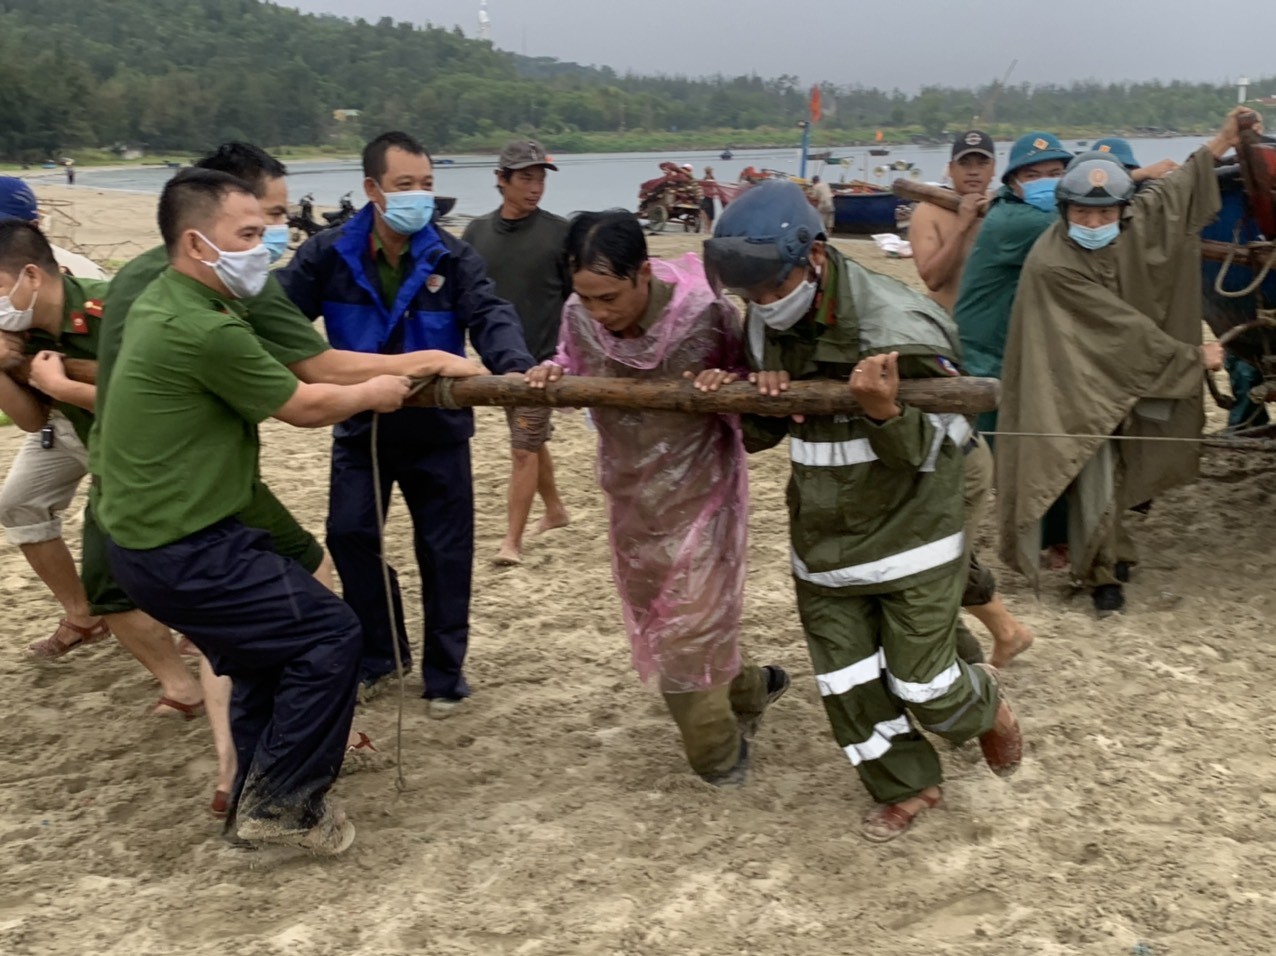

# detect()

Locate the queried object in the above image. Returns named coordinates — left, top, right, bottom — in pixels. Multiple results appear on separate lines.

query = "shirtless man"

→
left=911, top=130, right=1033, bottom=668
left=910, top=130, right=996, bottom=313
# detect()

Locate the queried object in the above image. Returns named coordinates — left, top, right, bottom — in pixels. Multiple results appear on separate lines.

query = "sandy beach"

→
left=1, top=184, right=1273, bottom=956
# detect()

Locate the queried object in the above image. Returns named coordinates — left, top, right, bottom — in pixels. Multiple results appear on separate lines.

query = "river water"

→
left=54, top=137, right=1213, bottom=220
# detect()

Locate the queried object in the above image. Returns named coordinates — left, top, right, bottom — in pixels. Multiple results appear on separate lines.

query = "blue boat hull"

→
left=832, top=193, right=907, bottom=235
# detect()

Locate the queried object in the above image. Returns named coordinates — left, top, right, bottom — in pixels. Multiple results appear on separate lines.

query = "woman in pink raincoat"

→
left=527, top=211, right=789, bottom=786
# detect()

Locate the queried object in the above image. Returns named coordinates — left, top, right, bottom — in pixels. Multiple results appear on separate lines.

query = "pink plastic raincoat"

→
left=555, top=253, right=748, bottom=692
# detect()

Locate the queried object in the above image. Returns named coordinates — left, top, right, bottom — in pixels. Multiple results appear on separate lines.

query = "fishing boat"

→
left=720, top=147, right=734, bottom=160
left=831, top=183, right=911, bottom=235
left=869, top=147, right=890, bottom=157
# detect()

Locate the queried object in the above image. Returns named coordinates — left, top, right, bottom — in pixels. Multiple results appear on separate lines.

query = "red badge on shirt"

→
left=69, top=312, right=90, bottom=335
left=426, top=274, right=445, bottom=295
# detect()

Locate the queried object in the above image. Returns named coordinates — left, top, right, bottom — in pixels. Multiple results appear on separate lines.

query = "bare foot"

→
left=1041, top=544, right=1070, bottom=571
left=534, top=509, right=570, bottom=535
left=990, top=625, right=1035, bottom=669
left=492, top=541, right=523, bottom=566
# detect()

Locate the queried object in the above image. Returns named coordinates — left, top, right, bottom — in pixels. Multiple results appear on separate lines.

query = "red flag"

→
left=809, top=85, right=822, bottom=125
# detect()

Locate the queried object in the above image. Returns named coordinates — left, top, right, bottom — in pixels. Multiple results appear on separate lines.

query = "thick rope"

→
left=1212, top=229, right=1276, bottom=299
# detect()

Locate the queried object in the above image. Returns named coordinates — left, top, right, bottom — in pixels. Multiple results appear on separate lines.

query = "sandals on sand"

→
left=28, top=618, right=110, bottom=658
left=210, top=789, right=231, bottom=820
left=152, top=697, right=205, bottom=721
left=975, top=663, right=1023, bottom=778
left=862, top=789, right=943, bottom=843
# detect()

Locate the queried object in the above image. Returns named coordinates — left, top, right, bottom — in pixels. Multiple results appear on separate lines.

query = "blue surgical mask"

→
left=1068, top=221, right=1121, bottom=250
left=1018, top=177, right=1061, bottom=213
left=262, top=224, right=290, bottom=263
left=378, top=189, right=435, bottom=236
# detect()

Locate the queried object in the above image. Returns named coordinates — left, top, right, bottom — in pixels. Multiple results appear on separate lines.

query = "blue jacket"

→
left=278, top=204, right=534, bottom=444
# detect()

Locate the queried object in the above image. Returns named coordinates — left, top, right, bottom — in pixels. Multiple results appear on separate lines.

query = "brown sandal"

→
left=28, top=618, right=111, bottom=658
left=152, top=697, right=205, bottom=721
left=210, top=789, right=230, bottom=819
left=975, top=663, right=1023, bottom=778
left=862, top=789, right=943, bottom=843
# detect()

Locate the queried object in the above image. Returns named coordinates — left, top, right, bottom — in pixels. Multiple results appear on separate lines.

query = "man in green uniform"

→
left=951, top=130, right=1073, bottom=430
left=462, top=140, right=571, bottom=566
left=97, top=167, right=413, bottom=853
left=704, top=181, right=1023, bottom=842
left=83, top=143, right=480, bottom=813
left=0, top=221, right=110, bottom=656
left=997, top=110, right=1250, bottom=617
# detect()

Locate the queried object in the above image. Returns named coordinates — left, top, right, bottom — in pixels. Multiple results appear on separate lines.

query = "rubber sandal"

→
left=237, top=804, right=356, bottom=856
left=975, top=663, right=1023, bottom=778
left=210, top=789, right=230, bottom=819
left=862, top=789, right=942, bottom=843
left=28, top=618, right=110, bottom=658
left=152, top=696, right=205, bottom=721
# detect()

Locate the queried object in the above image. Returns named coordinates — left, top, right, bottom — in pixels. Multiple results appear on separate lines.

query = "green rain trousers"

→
left=662, top=655, right=769, bottom=776
left=797, top=569, right=1000, bottom=804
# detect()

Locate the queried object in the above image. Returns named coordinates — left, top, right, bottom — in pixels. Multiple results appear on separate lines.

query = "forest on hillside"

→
left=0, top=0, right=1268, bottom=160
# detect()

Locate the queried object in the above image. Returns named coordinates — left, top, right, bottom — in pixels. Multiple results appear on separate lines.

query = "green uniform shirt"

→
left=372, top=231, right=410, bottom=307
left=96, top=269, right=300, bottom=550
left=26, top=275, right=110, bottom=444
left=90, top=244, right=330, bottom=473
left=950, top=187, right=1055, bottom=380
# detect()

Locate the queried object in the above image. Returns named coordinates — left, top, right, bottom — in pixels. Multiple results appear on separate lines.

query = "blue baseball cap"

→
left=0, top=177, right=39, bottom=223
left=1091, top=137, right=1140, bottom=170
left=1002, top=132, right=1074, bottom=183
left=704, top=180, right=824, bottom=296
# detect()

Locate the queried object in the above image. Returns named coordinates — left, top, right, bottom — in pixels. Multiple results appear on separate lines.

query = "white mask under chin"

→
left=0, top=279, right=37, bottom=333
left=746, top=276, right=818, bottom=364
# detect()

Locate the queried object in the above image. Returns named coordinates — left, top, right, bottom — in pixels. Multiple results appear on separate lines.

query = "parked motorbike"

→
left=287, top=191, right=357, bottom=249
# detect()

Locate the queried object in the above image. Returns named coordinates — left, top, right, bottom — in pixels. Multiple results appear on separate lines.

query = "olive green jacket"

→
left=743, top=247, right=970, bottom=596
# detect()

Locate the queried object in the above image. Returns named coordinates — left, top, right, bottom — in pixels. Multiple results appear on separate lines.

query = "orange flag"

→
left=875, top=129, right=884, bottom=142
left=810, top=86, right=822, bottom=125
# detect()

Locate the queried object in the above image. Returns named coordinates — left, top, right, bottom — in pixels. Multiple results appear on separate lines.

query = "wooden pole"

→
left=10, top=358, right=999, bottom=415
left=406, top=375, right=1000, bottom=416
left=8, top=356, right=98, bottom=387
left=892, top=178, right=965, bottom=214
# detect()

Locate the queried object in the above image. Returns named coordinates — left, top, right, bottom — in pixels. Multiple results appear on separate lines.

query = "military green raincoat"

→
left=996, top=146, right=1221, bottom=582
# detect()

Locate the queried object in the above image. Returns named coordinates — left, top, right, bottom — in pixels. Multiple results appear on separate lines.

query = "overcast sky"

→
left=278, top=0, right=1274, bottom=91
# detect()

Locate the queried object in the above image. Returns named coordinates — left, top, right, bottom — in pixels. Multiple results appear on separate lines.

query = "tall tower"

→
left=478, top=0, right=491, bottom=42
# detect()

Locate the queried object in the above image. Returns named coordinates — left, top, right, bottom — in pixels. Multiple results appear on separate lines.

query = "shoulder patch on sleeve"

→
left=936, top=355, right=960, bottom=376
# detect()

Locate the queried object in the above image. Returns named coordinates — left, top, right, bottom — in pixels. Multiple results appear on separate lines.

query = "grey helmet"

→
left=1056, top=152, right=1136, bottom=207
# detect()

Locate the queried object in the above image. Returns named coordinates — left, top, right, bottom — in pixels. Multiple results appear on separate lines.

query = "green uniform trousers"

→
left=662, top=654, right=767, bottom=776
left=797, top=569, right=1000, bottom=805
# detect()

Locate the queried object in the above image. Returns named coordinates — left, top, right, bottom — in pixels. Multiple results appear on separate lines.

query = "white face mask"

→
left=0, top=268, right=38, bottom=332
left=195, top=231, right=272, bottom=299
left=745, top=271, right=819, bottom=363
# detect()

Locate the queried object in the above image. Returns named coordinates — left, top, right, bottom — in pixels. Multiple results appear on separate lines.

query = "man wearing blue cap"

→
left=704, top=181, right=1023, bottom=842
left=952, top=131, right=1074, bottom=422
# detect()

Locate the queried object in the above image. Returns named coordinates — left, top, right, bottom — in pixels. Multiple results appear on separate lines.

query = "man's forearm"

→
left=291, top=348, right=471, bottom=385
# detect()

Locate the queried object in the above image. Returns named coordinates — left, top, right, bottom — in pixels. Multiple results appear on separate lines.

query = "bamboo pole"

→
left=406, top=375, right=1000, bottom=416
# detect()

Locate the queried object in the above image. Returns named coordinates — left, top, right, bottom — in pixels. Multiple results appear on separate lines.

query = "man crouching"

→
left=95, top=169, right=412, bottom=854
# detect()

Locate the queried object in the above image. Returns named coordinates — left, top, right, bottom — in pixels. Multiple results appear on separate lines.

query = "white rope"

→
left=985, top=429, right=1276, bottom=450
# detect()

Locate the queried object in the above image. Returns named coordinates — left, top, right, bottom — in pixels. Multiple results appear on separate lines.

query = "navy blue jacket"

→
left=278, top=204, right=534, bottom=445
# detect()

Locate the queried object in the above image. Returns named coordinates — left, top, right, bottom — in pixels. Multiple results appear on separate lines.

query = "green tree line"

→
left=0, top=0, right=1269, bottom=160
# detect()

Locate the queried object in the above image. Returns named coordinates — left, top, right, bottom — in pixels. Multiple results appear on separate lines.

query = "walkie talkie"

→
left=40, top=423, right=55, bottom=449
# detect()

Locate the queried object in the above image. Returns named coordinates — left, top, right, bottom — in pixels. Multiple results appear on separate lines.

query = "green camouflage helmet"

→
left=1056, top=152, right=1135, bottom=207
